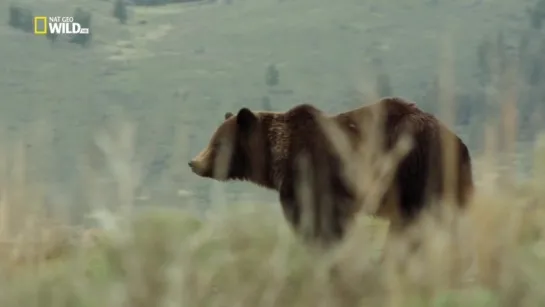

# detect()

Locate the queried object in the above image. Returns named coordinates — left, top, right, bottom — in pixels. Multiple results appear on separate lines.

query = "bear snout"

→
left=188, top=160, right=199, bottom=173
left=188, top=158, right=209, bottom=177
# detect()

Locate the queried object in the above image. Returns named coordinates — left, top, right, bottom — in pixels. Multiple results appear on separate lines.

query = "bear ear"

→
left=224, top=112, right=234, bottom=120
left=236, top=108, right=257, bottom=131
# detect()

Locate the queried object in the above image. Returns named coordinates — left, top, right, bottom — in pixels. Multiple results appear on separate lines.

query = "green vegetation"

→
left=528, top=0, right=545, bottom=29
left=265, top=63, right=280, bottom=88
left=0, top=0, right=544, bottom=306
left=1, top=0, right=542, bottom=164
left=68, top=8, right=92, bottom=47
left=132, top=0, right=205, bottom=6
left=8, top=3, right=33, bottom=33
left=113, top=0, right=128, bottom=25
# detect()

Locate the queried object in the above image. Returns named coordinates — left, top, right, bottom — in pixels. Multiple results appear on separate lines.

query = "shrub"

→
left=69, top=8, right=92, bottom=47
left=113, top=0, right=128, bottom=24
left=528, top=0, right=545, bottom=29
left=8, top=4, right=33, bottom=33
left=265, top=64, right=280, bottom=87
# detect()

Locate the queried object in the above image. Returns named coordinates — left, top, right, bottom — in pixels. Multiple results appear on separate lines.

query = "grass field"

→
left=0, top=138, right=544, bottom=306
left=0, top=0, right=533, bottom=199
left=0, top=0, right=544, bottom=306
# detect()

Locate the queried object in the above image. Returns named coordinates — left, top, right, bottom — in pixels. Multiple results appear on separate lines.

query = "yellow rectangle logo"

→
left=34, top=16, right=47, bottom=35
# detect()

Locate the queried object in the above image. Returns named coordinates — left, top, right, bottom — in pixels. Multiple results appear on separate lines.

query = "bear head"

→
left=189, top=108, right=271, bottom=187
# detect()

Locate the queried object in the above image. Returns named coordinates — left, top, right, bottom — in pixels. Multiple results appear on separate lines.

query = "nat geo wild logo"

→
left=33, top=16, right=89, bottom=35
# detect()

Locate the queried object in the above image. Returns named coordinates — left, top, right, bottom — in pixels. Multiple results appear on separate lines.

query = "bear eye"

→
left=213, top=139, right=223, bottom=149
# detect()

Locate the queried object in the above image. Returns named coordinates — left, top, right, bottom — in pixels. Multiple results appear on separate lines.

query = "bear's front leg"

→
left=278, top=187, right=306, bottom=239
left=278, top=187, right=338, bottom=248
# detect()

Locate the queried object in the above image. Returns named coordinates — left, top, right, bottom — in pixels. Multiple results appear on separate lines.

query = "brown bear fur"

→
left=189, top=97, right=474, bottom=247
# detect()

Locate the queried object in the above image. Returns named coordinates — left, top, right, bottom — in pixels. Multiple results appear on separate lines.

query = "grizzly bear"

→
left=188, top=97, right=474, bottom=248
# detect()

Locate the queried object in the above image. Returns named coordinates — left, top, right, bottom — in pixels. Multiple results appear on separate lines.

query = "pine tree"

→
left=69, top=8, right=92, bottom=47
left=265, top=64, right=279, bottom=87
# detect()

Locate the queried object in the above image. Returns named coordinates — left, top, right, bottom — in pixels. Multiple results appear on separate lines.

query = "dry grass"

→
left=0, top=149, right=544, bottom=307
left=0, top=114, right=542, bottom=307
left=0, top=122, right=543, bottom=307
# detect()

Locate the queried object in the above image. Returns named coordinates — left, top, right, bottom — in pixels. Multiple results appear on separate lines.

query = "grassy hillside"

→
left=0, top=0, right=538, bottom=206
left=0, top=1, right=544, bottom=305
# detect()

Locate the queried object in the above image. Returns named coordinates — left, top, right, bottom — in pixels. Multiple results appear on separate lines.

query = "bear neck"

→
left=249, top=112, right=289, bottom=191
